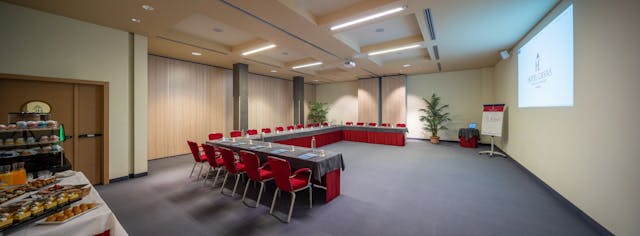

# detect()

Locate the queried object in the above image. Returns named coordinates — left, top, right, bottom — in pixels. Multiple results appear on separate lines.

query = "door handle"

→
left=79, top=134, right=103, bottom=138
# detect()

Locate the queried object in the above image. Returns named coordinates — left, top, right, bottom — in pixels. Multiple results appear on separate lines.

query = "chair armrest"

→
left=260, top=162, right=271, bottom=170
left=292, top=168, right=311, bottom=178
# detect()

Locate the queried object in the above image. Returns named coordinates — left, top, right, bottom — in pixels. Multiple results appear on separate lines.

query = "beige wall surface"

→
left=316, top=81, right=358, bottom=124
left=381, top=75, right=407, bottom=125
left=0, top=2, right=147, bottom=179
left=493, top=1, right=640, bottom=235
left=407, top=68, right=494, bottom=141
left=248, top=74, right=293, bottom=129
left=357, top=78, right=379, bottom=124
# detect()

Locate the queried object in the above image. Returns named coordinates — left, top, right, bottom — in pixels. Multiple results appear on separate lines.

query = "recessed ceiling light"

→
left=330, top=6, right=405, bottom=31
left=270, top=70, right=278, bottom=73
left=130, top=18, right=141, bottom=23
left=242, top=44, right=276, bottom=56
left=375, top=28, right=384, bottom=32
left=368, top=44, right=421, bottom=56
left=292, top=62, right=323, bottom=69
left=313, top=80, right=319, bottom=82
left=191, top=52, right=202, bottom=56
left=142, top=5, right=154, bottom=11
left=212, top=27, right=223, bottom=32
left=403, top=64, right=412, bottom=67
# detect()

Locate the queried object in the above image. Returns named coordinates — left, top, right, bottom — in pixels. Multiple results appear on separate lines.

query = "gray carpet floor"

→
left=96, top=140, right=600, bottom=236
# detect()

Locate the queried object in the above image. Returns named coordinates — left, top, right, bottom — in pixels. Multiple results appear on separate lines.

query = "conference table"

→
left=208, top=125, right=407, bottom=202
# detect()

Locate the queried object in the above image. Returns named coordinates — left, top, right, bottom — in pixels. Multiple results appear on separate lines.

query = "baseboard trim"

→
left=129, top=172, right=148, bottom=178
left=506, top=150, right=613, bottom=235
left=109, top=175, right=129, bottom=183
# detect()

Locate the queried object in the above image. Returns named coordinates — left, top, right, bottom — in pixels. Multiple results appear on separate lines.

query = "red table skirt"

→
left=459, top=136, right=478, bottom=148
left=344, top=130, right=404, bottom=146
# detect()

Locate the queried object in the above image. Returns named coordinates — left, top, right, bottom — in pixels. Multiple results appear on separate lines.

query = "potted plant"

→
left=307, top=101, right=329, bottom=124
left=419, top=93, right=451, bottom=144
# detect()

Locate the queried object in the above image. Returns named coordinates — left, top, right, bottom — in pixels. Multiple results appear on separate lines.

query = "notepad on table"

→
left=231, top=142, right=246, bottom=146
left=270, top=149, right=288, bottom=154
left=297, top=153, right=318, bottom=159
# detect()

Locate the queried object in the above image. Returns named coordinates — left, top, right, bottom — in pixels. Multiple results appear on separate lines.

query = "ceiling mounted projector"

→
left=344, top=60, right=356, bottom=68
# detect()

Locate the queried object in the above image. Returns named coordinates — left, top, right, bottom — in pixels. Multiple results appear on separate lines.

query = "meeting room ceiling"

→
left=4, top=0, right=558, bottom=84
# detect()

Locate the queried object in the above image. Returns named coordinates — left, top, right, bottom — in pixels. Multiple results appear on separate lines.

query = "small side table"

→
left=458, top=128, right=479, bottom=148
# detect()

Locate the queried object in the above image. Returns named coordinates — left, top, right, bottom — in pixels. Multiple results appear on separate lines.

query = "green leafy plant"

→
left=419, top=93, right=451, bottom=143
left=307, top=101, right=329, bottom=124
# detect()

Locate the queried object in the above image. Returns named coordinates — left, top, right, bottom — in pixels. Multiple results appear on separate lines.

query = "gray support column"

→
left=293, top=76, right=305, bottom=125
left=233, top=63, right=248, bottom=131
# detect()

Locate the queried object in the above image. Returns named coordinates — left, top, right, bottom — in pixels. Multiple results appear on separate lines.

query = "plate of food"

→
left=37, top=202, right=100, bottom=224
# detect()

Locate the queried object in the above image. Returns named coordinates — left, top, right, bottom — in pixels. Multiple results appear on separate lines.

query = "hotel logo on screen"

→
left=527, top=53, right=552, bottom=88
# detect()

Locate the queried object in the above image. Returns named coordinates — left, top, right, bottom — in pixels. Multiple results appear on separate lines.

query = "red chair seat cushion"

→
left=199, top=154, right=207, bottom=162
left=258, top=169, right=274, bottom=180
left=289, top=177, right=308, bottom=190
left=215, top=158, right=224, bottom=166
left=234, top=163, right=246, bottom=173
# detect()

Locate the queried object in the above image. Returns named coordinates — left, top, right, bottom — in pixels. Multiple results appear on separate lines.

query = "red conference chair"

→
left=368, top=122, right=377, bottom=126
left=240, top=151, right=274, bottom=208
left=396, top=123, right=406, bottom=127
left=287, top=125, right=295, bottom=131
left=261, top=128, right=272, bottom=134
left=202, top=144, right=225, bottom=186
left=219, top=147, right=246, bottom=197
left=322, top=122, right=329, bottom=126
left=296, top=124, right=304, bottom=129
left=230, top=130, right=242, bottom=138
left=247, top=129, right=258, bottom=135
left=268, top=157, right=312, bottom=223
left=381, top=123, right=390, bottom=127
left=208, top=132, right=223, bottom=140
left=187, top=141, right=207, bottom=179
left=306, top=124, right=313, bottom=128
left=314, top=123, right=320, bottom=127
left=276, top=126, right=285, bottom=132
left=356, top=122, right=365, bottom=126
left=345, top=121, right=353, bottom=126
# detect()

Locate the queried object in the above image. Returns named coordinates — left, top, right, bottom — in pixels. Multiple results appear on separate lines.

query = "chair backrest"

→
left=322, top=122, right=329, bottom=126
left=230, top=130, right=242, bottom=137
left=247, top=129, right=258, bottom=135
left=356, top=122, right=364, bottom=126
left=381, top=123, right=390, bottom=127
left=208, top=133, right=223, bottom=140
left=286, top=125, right=295, bottom=130
left=240, top=151, right=261, bottom=181
left=219, top=147, right=240, bottom=174
left=306, top=124, right=313, bottom=128
left=276, top=127, right=284, bottom=132
left=314, top=123, right=320, bottom=127
left=187, top=140, right=203, bottom=162
left=261, top=128, right=272, bottom=134
left=202, top=144, right=221, bottom=167
left=267, top=157, right=293, bottom=192
left=296, top=124, right=304, bottom=129
left=368, top=122, right=377, bottom=126
left=345, top=121, right=353, bottom=126
left=396, top=123, right=406, bottom=127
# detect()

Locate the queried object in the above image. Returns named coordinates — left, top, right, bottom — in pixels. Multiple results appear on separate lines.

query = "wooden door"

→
left=74, top=84, right=104, bottom=184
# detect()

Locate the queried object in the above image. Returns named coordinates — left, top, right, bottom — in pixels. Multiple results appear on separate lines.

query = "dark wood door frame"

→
left=0, top=73, right=110, bottom=184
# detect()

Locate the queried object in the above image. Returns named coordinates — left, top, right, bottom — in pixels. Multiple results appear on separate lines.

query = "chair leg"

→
left=232, top=174, right=241, bottom=197
left=242, top=179, right=251, bottom=202
left=189, top=162, right=197, bottom=177
left=220, top=172, right=229, bottom=194
left=256, top=182, right=265, bottom=208
left=270, top=189, right=279, bottom=214
left=309, top=185, right=313, bottom=209
left=287, top=192, right=296, bottom=223
left=212, top=168, right=221, bottom=187
left=202, top=166, right=212, bottom=185
left=197, top=163, right=204, bottom=179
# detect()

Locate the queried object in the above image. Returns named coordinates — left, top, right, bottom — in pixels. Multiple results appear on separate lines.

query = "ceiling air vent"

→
left=424, top=8, right=436, bottom=40
left=437, top=62, right=442, bottom=72
left=432, top=45, right=440, bottom=60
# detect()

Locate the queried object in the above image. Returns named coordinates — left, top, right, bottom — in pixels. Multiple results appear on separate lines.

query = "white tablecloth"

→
left=7, top=172, right=127, bottom=236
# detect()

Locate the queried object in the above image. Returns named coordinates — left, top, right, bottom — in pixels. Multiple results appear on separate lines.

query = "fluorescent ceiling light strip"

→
left=242, top=44, right=276, bottom=56
left=330, top=7, right=405, bottom=31
left=292, top=62, right=322, bottom=69
left=368, top=44, right=421, bottom=56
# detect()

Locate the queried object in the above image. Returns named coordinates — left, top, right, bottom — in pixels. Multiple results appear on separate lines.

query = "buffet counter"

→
left=7, top=172, right=126, bottom=236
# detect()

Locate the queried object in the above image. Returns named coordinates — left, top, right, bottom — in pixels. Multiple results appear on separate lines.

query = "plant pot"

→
left=430, top=136, right=440, bottom=144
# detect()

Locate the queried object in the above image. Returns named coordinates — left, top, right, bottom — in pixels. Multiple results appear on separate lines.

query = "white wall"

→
left=0, top=2, right=147, bottom=179
left=493, top=0, right=640, bottom=235
left=315, top=81, right=358, bottom=124
left=407, top=68, right=494, bottom=141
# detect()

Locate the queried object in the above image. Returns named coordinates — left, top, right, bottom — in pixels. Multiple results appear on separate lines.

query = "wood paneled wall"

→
left=303, top=84, right=316, bottom=124
left=248, top=74, right=293, bottom=130
left=357, top=78, right=379, bottom=123
left=381, top=75, right=407, bottom=124
left=148, top=55, right=232, bottom=159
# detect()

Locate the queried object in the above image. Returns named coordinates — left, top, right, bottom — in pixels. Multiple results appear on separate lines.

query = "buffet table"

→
left=259, top=125, right=407, bottom=147
left=208, top=139, right=345, bottom=202
left=7, top=172, right=127, bottom=236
